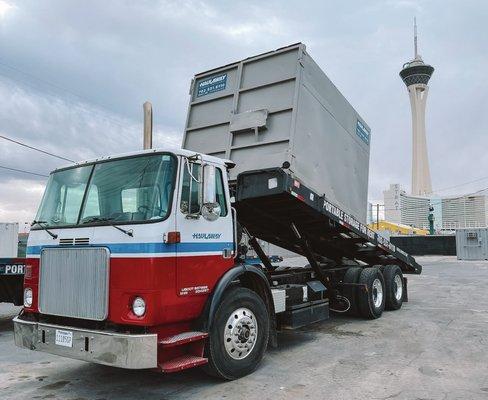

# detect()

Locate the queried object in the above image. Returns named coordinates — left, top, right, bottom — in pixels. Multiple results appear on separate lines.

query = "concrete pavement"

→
left=1, top=256, right=487, bottom=399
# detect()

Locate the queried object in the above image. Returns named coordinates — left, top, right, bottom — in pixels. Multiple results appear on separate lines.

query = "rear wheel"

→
left=204, top=287, right=269, bottom=380
left=343, top=267, right=362, bottom=315
left=383, top=265, right=404, bottom=311
left=358, top=267, right=385, bottom=319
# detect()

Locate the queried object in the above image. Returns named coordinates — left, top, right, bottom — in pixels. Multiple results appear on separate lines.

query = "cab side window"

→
left=180, top=164, right=228, bottom=217
left=180, top=163, right=201, bottom=214
left=215, top=168, right=227, bottom=217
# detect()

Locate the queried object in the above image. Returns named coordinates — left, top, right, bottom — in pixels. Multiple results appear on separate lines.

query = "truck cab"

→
left=15, top=148, right=270, bottom=378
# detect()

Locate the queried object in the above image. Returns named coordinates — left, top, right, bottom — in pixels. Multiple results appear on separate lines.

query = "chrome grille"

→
left=39, top=247, right=109, bottom=321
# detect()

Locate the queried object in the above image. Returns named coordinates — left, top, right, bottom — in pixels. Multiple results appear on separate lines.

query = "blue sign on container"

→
left=197, top=73, right=227, bottom=97
left=356, top=120, right=370, bottom=145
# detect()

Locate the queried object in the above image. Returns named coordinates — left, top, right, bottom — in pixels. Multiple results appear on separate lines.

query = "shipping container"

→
left=0, top=223, right=24, bottom=305
left=0, top=222, right=18, bottom=257
left=183, top=43, right=371, bottom=221
left=456, top=228, right=488, bottom=260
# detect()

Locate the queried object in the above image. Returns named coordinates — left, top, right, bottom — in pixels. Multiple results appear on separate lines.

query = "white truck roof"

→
left=52, top=147, right=231, bottom=174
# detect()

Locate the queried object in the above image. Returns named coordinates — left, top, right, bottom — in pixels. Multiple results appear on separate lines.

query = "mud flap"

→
left=402, top=277, right=408, bottom=302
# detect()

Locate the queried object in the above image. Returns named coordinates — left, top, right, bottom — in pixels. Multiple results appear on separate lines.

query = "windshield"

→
left=34, top=154, right=176, bottom=228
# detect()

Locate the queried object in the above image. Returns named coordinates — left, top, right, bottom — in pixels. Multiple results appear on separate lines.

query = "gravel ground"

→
left=1, top=256, right=487, bottom=399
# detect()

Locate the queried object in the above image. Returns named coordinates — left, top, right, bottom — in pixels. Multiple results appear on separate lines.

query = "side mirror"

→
left=201, top=164, right=220, bottom=221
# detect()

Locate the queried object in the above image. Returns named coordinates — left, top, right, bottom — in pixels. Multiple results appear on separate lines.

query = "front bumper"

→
left=13, top=316, right=157, bottom=369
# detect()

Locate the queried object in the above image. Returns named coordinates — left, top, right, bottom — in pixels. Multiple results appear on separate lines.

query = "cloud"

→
left=385, top=0, right=422, bottom=12
left=0, top=178, right=44, bottom=223
left=0, top=0, right=488, bottom=224
left=0, top=0, right=14, bottom=19
left=0, top=77, right=181, bottom=223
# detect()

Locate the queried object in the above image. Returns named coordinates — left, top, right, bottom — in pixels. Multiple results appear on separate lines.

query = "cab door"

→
left=175, top=159, right=234, bottom=307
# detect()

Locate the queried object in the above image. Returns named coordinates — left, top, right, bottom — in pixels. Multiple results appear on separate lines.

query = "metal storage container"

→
left=182, top=43, right=371, bottom=221
left=456, top=228, right=488, bottom=260
left=0, top=223, right=18, bottom=258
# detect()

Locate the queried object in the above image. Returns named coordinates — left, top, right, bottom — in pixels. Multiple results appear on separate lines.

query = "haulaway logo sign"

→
left=356, top=119, right=370, bottom=145
left=197, top=73, right=227, bottom=97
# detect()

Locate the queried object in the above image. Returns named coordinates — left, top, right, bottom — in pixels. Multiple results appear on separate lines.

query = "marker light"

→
left=24, top=265, right=32, bottom=279
left=24, top=288, right=33, bottom=308
left=132, top=297, right=146, bottom=317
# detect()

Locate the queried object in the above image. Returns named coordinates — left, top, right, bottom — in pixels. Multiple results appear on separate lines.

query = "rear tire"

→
left=358, top=267, right=385, bottom=319
left=204, top=287, right=269, bottom=380
left=343, top=267, right=362, bottom=316
left=383, top=265, right=404, bottom=311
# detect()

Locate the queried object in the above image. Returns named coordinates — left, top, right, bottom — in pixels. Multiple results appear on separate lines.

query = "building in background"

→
left=440, top=195, right=488, bottom=230
left=399, top=19, right=435, bottom=196
left=383, top=184, right=402, bottom=223
left=384, top=184, right=488, bottom=231
left=367, top=202, right=374, bottom=224
left=18, top=232, right=28, bottom=257
left=383, top=21, right=488, bottom=232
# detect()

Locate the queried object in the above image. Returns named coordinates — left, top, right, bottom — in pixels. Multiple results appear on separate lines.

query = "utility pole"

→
left=143, top=101, right=153, bottom=150
left=376, top=203, right=380, bottom=230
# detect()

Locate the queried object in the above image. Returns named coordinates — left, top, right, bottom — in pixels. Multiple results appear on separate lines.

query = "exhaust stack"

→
left=143, top=101, right=153, bottom=150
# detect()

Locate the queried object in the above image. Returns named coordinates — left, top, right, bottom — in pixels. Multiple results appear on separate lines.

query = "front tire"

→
left=204, top=287, right=269, bottom=380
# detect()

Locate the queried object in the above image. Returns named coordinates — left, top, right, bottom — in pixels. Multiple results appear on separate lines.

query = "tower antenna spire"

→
left=414, top=17, right=418, bottom=58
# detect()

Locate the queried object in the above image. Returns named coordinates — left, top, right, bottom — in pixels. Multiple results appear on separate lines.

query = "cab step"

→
left=159, top=331, right=208, bottom=348
left=159, top=355, right=208, bottom=373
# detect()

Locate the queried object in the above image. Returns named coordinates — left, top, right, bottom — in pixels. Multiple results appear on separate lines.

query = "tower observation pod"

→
left=399, top=19, right=434, bottom=196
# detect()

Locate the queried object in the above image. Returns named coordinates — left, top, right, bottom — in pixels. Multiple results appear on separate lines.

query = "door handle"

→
left=222, top=248, right=233, bottom=259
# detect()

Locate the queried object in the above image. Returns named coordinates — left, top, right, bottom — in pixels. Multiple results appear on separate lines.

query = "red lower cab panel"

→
left=21, top=255, right=234, bottom=373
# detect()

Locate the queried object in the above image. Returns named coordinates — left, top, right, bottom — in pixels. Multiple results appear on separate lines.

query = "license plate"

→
left=55, top=329, right=73, bottom=348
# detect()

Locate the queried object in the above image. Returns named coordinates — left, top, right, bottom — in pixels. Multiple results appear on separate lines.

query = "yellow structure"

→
left=368, top=220, right=428, bottom=236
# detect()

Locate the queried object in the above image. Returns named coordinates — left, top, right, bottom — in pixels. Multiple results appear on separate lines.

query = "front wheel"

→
left=204, top=286, right=269, bottom=380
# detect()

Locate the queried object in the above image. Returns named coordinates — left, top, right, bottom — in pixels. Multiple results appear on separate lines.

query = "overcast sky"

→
left=1, top=0, right=487, bottom=227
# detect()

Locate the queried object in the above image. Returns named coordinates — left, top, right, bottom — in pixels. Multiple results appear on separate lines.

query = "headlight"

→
left=132, top=297, right=146, bottom=317
left=24, top=288, right=33, bottom=308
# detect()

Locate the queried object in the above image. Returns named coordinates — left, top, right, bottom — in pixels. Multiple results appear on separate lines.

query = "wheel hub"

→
left=372, top=278, right=383, bottom=308
left=238, top=326, right=251, bottom=341
left=224, top=307, right=258, bottom=360
left=394, top=274, right=403, bottom=301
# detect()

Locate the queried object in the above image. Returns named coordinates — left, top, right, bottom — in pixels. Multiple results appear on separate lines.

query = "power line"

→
left=0, top=134, right=74, bottom=162
left=0, top=60, right=87, bottom=103
left=423, top=175, right=488, bottom=195
left=0, top=61, right=134, bottom=131
left=0, top=165, right=49, bottom=178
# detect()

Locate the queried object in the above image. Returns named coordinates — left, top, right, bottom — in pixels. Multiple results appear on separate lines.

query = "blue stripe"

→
left=26, top=242, right=234, bottom=256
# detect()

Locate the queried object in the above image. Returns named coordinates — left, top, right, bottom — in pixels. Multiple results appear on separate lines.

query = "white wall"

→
left=0, top=223, right=19, bottom=257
